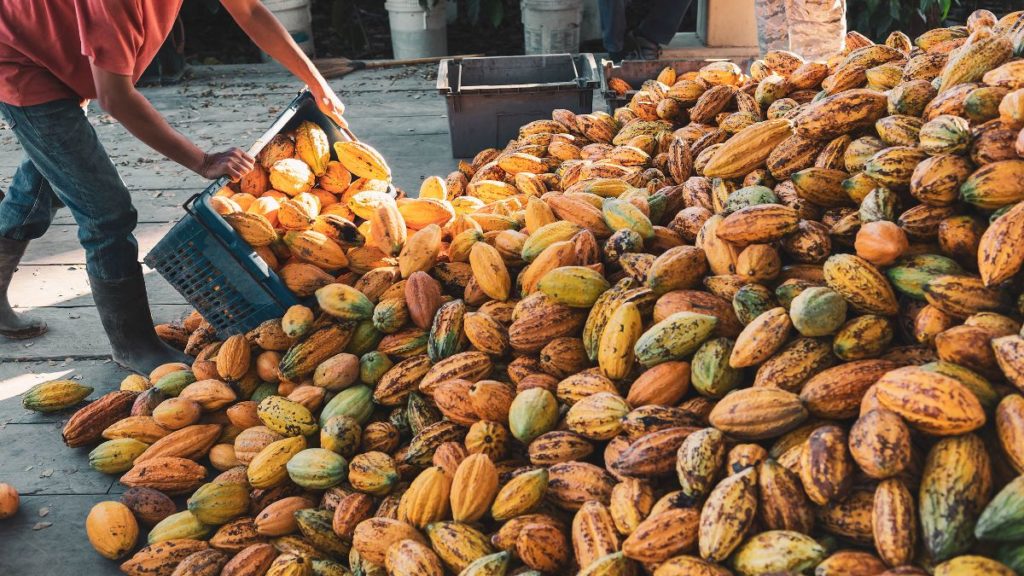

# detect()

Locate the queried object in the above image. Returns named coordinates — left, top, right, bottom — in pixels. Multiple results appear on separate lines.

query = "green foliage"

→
left=848, top=0, right=956, bottom=40
left=330, top=0, right=369, bottom=54
left=465, top=0, right=506, bottom=27
left=923, top=0, right=954, bottom=19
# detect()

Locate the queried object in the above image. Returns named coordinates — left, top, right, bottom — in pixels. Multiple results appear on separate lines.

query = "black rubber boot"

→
left=90, top=265, right=191, bottom=375
left=0, top=236, right=47, bottom=339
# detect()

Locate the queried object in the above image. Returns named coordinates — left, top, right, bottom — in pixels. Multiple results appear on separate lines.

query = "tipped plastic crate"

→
left=600, top=57, right=756, bottom=111
left=145, top=91, right=364, bottom=338
left=437, top=54, right=599, bottom=158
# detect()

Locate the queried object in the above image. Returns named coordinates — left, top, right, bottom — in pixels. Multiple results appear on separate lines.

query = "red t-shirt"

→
left=0, top=0, right=183, bottom=106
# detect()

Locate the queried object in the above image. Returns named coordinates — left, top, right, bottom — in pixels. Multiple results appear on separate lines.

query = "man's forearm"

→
left=99, top=89, right=206, bottom=173
left=225, top=2, right=321, bottom=87
left=222, top=0, right=345, bottom=127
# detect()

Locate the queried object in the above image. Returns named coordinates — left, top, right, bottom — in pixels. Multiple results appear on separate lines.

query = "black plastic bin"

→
left=144, top=91, right=370, bottom=338
left=601, top=57, right=757, bottom=111
left=437, top=54, right=600, bottom=158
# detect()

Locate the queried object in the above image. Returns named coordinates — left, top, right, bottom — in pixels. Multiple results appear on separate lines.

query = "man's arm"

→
left=90, top=66, right=254, bottom=180
left=221, top=0, right=346, bottom=127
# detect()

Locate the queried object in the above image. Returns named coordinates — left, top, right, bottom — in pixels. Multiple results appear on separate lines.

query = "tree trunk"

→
left=755, top=0, right=790, bottom=54
left=755, top=0, right=847, bottom=61
left=784, top=0, right=846, bottom=61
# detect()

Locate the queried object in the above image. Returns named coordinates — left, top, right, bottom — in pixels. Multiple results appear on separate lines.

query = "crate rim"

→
left=437, top=53, right=600, bottom=96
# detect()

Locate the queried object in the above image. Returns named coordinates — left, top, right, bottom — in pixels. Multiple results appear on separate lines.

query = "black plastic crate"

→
left=437, top=54, right=600, bottom=158
left=145, top=91, right=354, bottom=338
left=601, top=57, right=757, bottom=111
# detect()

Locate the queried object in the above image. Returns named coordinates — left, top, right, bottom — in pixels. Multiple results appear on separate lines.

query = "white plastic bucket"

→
left=580, top=0, right=602, bottom=43
left=385, top=0, right=449, bottom=59
left=521, top=0, right=583, bottom=55
left=264, top=0, right=315, bottom=60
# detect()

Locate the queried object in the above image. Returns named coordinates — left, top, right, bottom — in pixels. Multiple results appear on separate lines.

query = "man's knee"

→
left=0, top=218, right=52, bottom=241
left=0, top=189, right=57, bottom=241
left=78, top=202, right=138, bottom=245
left=79, top=211, right=140, bottom=281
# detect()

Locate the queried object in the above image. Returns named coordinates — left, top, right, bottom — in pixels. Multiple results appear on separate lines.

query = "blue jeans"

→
left=0, top=99, right=139, bottom=281
left=600, top=0, right=693, bottom=53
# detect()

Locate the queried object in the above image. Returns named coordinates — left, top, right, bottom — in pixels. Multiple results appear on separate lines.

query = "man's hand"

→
left=222, top=0, right=349, bottom=129
left=198, top=148, right=255, bottom=181
left=309, top=80, right=347, bottom=129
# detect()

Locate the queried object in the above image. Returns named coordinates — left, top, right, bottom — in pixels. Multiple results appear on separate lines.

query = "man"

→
left=600, top=0, right=694, bottom=62
left=0, top=1, right=346, bottom=374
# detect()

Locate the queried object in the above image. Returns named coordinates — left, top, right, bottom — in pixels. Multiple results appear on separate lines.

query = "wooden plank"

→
left=21, top=223, right=173, bottom=266
left=5, top=148, right=457, bottom=217
left=86, top=114, right=449, bottom=142
left=10, top=266, right=184, bottom=308
left=0, top=304, right=191, bottom=361
left=145, top=62, right=444, bottom=92
left=46, top=147, right=459, bottom=224
left=1, top=68, right=458, bottom=197
left=1, top=134, right=457, bottom=176
left=139, top=84, right=446, bottom=113
left=10, top=150, right=456, bottom=221
left=45, top=188, right=196, bottom=225
left=0, top=168, right=205, bottom=192
left=0, top=128, right=249, bottom=180
left=147, top=94, right=447, bottom=123
left=74, top=188, right=196, bottom=225
left=0, top=423, right=117, bottom=495
left=1, top=133, right=458, bottom=191
left=0, top=494, right=124, bottom=575
left=1, top=100, right=449, bottom=168
left=0, top=360, right=128, bottom=425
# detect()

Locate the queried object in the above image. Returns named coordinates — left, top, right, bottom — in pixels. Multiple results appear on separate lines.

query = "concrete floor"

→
left=0, top=62, right=459, bottom=574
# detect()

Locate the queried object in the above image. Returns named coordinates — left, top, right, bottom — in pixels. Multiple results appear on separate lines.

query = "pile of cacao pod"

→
left=20, top=7, right=1024, bottom=576
left=189, top=118, right=398, bottom=299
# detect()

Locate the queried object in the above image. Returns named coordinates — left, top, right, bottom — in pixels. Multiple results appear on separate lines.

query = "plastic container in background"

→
left=144, top=92, right=395, bottom=337
left=385, top=0, right=449, bottom=59
left=600, top=57, right=757, bottom=111
left=262, top=0, right=314, bottom=60
left=437, top=54, right=599, bottom=158
left=521, top=0, right=583, bottom=55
